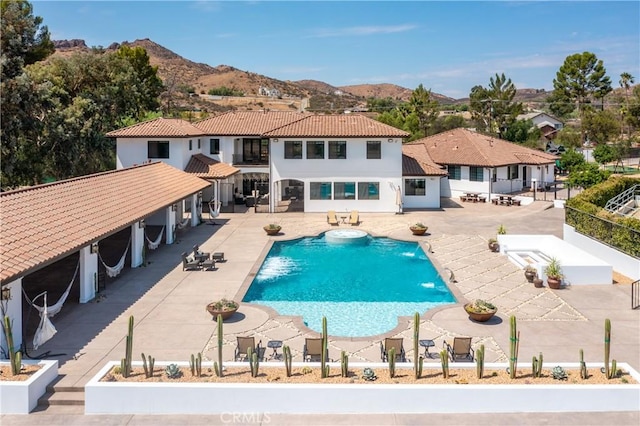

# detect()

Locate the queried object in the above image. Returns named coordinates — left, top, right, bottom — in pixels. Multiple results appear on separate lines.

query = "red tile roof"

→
left=185, top=154, right=241, bottom=179
left=406, top=128, right=557, bottom=167
left=262, top=114, right=410, bottom=138
left=0, top=162, right=210, bottom=284
left=401, top=145, right=448, bottom=176
left=195, top=111, right=306, bottom=135
left=106, top=118, right=205, bottom=138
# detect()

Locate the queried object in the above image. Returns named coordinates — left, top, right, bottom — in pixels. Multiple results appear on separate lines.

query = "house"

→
left=405, top=128, right=558, bottom=199
left=517, top=111, right=564, bottom=141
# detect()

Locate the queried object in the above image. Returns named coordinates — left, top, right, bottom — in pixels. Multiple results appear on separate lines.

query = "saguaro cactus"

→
left=283, top=345, right=292, bottom=377
left=579, top=349, right=588, bottom=379
left=604, top=318, right=617, bottom=379
left=388, top=347, right=396, bottom=378
left=340, top=350, right=349, bottom=378
left=476, top=344, right=485, bottom=379
left=189, top=352, right=202, bottom=377
left=214, top=314, right=224, bottom=377
left=321, top=316, right=329, bottom=378
left=2, top=316, right=22, bottom=376
left=413, top=312, right=423, bottom=379
left=120, top=316, right=134, bottom=378
left=439, top=349, right=449, bottom=379
left=247, top=347, right=260, bottom=378
left=532, top=352, right=543, bottom=378
left=142, top=352, right=155, bottom=378
left=509, top=315, right=519, bottom=379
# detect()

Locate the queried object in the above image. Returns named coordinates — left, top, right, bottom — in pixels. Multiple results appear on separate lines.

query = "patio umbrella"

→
left=395, top=186, right=403, bottom=214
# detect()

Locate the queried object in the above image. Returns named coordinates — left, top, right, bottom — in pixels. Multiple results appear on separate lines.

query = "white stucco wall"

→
left=402, top=176, right=442, bottom=209
left=270, top=138, right=402, bottom=212
left=116, top=137, right=196, bottom=170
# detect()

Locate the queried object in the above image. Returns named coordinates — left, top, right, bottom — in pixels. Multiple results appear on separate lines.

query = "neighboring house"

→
left=517, top=112, right=564, bottom=141
left=406, top=128, right=557, bottom=199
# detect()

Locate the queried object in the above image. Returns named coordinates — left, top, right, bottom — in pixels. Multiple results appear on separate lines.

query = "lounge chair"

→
left=327, top=210, right=339, bottom=226
left=181, top=252, right=201, bottom=271
left=234, top=336, right=263, bottom=361
left=443, top=337, right=474, bottom=362
left=303, top=338, right=328, bottom=362
left=349, top=210, right=359, bottom=226
left=380, top=337, right=406, bottom=362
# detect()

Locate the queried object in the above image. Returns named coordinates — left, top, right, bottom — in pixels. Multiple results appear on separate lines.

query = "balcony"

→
left=232, top=153, right=269, bottom=166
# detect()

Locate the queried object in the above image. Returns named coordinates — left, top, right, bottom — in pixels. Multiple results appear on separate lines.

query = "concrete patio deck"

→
left=3, top=199, right=639, bottom=425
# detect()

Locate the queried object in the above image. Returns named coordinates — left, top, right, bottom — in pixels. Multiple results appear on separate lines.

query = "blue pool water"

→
left=242, top=233, right=455, bottom=337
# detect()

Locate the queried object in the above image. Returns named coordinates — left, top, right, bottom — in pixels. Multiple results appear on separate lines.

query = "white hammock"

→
left=99, top=237, right=131, bottom=277
left=209, top=200, right=221, bottom=219
left=145, top=226, right=164, bottom=250
left=33, top=294, right=57, bottom=350
left=176, top=214, right=190, bottom=230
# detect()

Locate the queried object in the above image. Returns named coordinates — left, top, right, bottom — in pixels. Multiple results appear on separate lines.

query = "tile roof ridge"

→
left=0, top=162, right=163, bottom=196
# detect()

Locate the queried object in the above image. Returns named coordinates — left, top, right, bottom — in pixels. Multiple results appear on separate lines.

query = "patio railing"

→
left=632, top=280, right=640, bottom=310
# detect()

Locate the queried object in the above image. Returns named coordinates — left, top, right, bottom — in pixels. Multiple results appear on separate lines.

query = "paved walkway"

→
left=3, top=199, right=639, bottom=425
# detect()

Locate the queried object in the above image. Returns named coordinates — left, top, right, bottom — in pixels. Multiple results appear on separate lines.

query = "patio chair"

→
left=380, top=337, right=406, bottom=362
left=444, top=337, right=474, bottom=362
left=349, top=210, right=359, bottom=226
left=234, top=336, right=263, bottom=362
left=192, top=244, right=211, bottom=262
left=181, top=252, right=201, bottom=271
left=303, top=338, right=328, bottom=362
left=327, top=210, right=339, bottom=226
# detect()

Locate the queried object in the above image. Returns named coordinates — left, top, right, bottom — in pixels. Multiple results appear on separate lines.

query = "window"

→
left=405, top=178, right=426, bottom=196
left=209, top=138, right=220, bottom=154
left=470, top=166, right=484, bottom=182
left=366, top=141, right=381, bottom=159
left=197, top=139, right=201, bottom=149
left=508, top=165, right=519, bottom=180
left=189, top=140, right=192, bottom=151
left=306, top=141, right=324, bottom=159
left=358, top=182, right=379, bottom=199
left=148, top=141, right=169, bottom=158
left=310, top=182, right=332, bottom=200
left=334, top=182, right=355, bottom=199
left=328, top=141, right=347, bottom=159
left=448, top=165, right=461, bottom=180
left=284, top=141, right=303, bottom=159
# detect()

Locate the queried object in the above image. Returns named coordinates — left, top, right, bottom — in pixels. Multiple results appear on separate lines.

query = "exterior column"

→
left=166, top=205, right=176, bottom=245
left=0, top=279, right=23, bottom=353
left=190, top=194, right=199, bottom=227
left=131, top=221, right=145, bottom=268
left=79, top=245, right=98, bottom=303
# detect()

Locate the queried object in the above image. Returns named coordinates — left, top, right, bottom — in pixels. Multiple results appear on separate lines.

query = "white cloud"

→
left=308, top=24, right=417, bottom=38
left=190, top=1, right=221, bottom=13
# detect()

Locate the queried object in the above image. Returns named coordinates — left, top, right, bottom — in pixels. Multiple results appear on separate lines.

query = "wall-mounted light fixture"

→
left=90, top=242, right=99, bottom=254
left=273, top=138, right=279, bottom=143
left=138, top=219, right=146, bottom=229
left=171, top=203, right=177, bottom=212
left=388, top=138, right=394, bottom=143
left=1, top=286, right=11, bottom=301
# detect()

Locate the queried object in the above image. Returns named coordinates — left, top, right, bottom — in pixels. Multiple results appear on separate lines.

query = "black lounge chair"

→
left=235, top=336, right=262, bottom=361
left=303, top=338, right=328, bottom=362
left=380, top=337, right=406, bottom=362
left=444, top=337, right=474, bottom=362
left=181, top=252, right=201, bottom=271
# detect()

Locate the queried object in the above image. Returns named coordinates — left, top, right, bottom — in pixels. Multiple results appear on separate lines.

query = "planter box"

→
left=85, top=361, right=640, bottom=414
left=0, top=360, right=58, bottom=414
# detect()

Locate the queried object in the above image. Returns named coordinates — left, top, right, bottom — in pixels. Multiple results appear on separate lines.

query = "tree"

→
left=502, top=119, right=541, bottom=144
left=582, top=109, right=620, bottom=145
left=592, top=143, right=615, bottom=165
left=115, top=45, right=163, bottom=118
left=468, top=74, right=523, bottom=137
left=567, top=163, right=610, bottom=189
left=551, top=52, right=612, bottom=143
left=407, top=84, right=439, bottom=137
left=469, top=85, right=491, bottom=133
left=555, top=126, right=582, bottom=149
left=619, top=72, right=635, bottom=138
left=558, top=149, right=586, bottom=172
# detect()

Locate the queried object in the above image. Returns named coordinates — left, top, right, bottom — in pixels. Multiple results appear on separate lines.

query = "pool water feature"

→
left=243, top=233, right=455, bottom=337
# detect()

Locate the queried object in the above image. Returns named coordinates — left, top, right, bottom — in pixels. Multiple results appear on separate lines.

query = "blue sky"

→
left=32, top=1, right=639, bottom=99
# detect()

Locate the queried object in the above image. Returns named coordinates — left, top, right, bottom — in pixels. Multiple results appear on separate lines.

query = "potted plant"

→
left=463, top=299, right=497, bottom=322
left=206, top=298, right=239, bottom=320
left=524, top=265, right=537, bottom=282
left=488, top=238, right=499, bottom=252
left=409, top=222, right=428, bottom=235
left=544, top=258, right=563, bottom=289
left=497, top=224, right=507, bottom=235
left=263, top=223, right=281, bottom=235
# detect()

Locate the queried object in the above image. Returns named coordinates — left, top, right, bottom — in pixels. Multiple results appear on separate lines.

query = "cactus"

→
left=532, top=352, right=543, bottom=378
left=215, top=313, right=223, bottom=377
left=413, top=312, right=422, bottom=379
left=247, top=347, right=260, bottom=378
left=165, top=363, right=181, bottom=379
left=508, top=315, right=519, bottom=379
left=476, top=344, right=485, bottom=379
left=579, top=349, right=588, bottom=379
left=189, top=352, right=202, bottom=377
left=604, top=318, right=617, bottom=379
left=2, top=316, right=22, bottom=375
left=440, top=349, right=449, bottom=379
left=340, top=350, right=349, bottom=378
left=120, top=316, right=134, bottom=378
left=388, top=347, right=396, bottom=378
left=362, top=367, right=377, bottom=381
left=320, top=316, right=328, bottom=379
left=283, top=345, right=292, bottom=377
left=142, top=352, right=155, bottom=378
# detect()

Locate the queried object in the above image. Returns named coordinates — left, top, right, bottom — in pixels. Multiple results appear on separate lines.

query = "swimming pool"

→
left=243, top=233, right=455, bottom=337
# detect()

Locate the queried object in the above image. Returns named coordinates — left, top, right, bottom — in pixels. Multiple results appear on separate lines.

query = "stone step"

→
left=38, top=388, right=85, bottom=407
